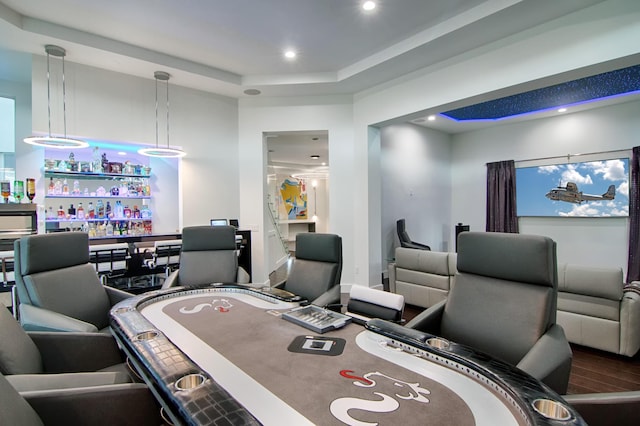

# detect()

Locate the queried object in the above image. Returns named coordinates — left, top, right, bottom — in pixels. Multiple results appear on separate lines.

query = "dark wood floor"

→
left=403, top=303, right=640, bottom=395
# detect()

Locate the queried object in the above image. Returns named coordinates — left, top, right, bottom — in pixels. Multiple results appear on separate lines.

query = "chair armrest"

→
left=564, top=391, right=640, bottom=426
left=388, top=262, right=397, bottom=293
left=104, top=286, right=133, bottom=307
left=517, top=324, right=572, bottom=394
left=620, top=290, right=640, bottom=357
left=272, top=278, right=286, bottom=289
left=28, top=332, right=124, bottom=373
left=160, top=269, right=180, bottom=289
left=237, top=266, right=250, bottom=284
left=404, top=299, right=446, bottom=333
left=21, top=383, right=162, bottom=426
left=311, top=285, right=341, bottom=308
left=19, top=304, right=98, bottom=333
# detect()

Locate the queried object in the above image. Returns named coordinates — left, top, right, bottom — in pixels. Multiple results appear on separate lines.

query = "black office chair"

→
left=396, top=219, right=430, bottom=250
left=273, top=233, right=342, bottom=307
left=406, top=231, right=572, bottom=394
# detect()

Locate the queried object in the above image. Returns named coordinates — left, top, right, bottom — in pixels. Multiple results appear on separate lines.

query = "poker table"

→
left=110, top=285, right=585, bottom=426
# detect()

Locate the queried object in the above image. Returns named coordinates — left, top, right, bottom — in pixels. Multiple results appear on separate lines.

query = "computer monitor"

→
left=210, top=219, right=228, bottom=226
left=229, top=219, right=239, bottom=229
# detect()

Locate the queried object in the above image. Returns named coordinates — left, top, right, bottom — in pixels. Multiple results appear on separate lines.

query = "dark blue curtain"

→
left=486, top=160, right=519, bottom=233
left=626, top=147, right=640, bottom=282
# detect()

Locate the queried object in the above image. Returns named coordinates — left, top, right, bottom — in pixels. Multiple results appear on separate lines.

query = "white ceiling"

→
left=0, top=0, right=606, bottom=99
left=0, top=0, right=629, bottom=168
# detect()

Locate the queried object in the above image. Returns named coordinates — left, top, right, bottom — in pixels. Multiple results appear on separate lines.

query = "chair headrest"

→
left=18, top=232, right=90, bottom=275
left=457, top=232, right=556, bottom=287
left=295, top=233, right=342, bottom=263
left=181, top=226, right=236, bottom=251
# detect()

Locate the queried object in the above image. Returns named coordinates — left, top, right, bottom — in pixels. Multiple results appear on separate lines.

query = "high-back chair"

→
left=161, top=225, right=249, bottom=288
left=0, top=372, right=161, bottom=426
left=406, top=231, right=572, bottom=394
left=14, top=232, right=132, bottom=332
left=396, top=219, right=430, bottom=250
left=274, top=233, right=342, bottom=307
left=0, top=305, right=131, bottom=392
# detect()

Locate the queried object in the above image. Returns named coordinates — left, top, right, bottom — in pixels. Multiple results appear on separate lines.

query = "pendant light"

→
left=24, top=45, right=89, bottom=149
left=138, top=71, right=186, bottom=158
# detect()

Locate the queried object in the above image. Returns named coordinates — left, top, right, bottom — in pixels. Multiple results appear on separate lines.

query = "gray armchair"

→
left=13, top=232, right=132, bottom=332
left=0, top=372, right=161, bottom=426
left=406, top=231, right=572, bottom=394
left=162, top=225, right=249, bottom=289
left=0, top=305, right=131, bottom=392
left=274, top=233, right=342, bottom=307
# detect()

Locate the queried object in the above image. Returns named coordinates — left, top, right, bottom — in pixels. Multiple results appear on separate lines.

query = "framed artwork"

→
left=279, top=177, right=308, bottom=220
left=516, top=158, right=629, bottom=217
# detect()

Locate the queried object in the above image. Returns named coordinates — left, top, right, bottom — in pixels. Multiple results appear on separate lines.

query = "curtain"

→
left=486, top=160, right=519, bottom=233
left=626, top=146, right=640, bottom=282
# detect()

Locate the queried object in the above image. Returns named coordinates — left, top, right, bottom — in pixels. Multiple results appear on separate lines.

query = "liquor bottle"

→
left=123, top=205, right=131, bottom=218
left=48, top=177, right=55, bottom=195
left=97, top=199, right=105, bottom=219
left=106, top=201, right=112, bottom=218
left=26, top=178, right=36, bottom=203
left=88, top=202, right=95, bottom=219
left=73, top=180, right=80, bottom=195
left=57, top=205, right=65, bottom=219
left=140, top=204, right=152, bottom=219
left=54, top=179, right=62, bottom=195
left=106, top=221, right=114, bottom=236
left=62, top=179, right=69, bottom=195
left=77, top=203, right=85, bottom=220
left=68, top=204, right=76, bottom=218
left=114, top=200, right=124, bottom=219
left=133, top=205, right=140, bottom=218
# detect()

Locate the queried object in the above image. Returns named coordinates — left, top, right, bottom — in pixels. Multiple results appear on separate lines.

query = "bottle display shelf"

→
left=44, top=170, right=151, bottom=180
left=45, top=218, right=150, bottom=223
left=45, top=195, right=152, bottom=199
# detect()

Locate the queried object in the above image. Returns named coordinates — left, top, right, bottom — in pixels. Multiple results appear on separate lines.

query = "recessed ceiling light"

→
left=118, top=151, right=127, bottom=156
left=428, top=115, right=436, bottom=121
left=322, top=162, right=326, bottom=166
left=558, top=108, right=567, bottom=113
left=310, top=155, right=320, bottom=160
left=362, top=1, right=376, bottom=11
left=284, top=50, right=296, bottom=59
left=244, top=89, right=261, bottom=96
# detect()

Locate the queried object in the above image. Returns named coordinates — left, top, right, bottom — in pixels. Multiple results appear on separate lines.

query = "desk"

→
left=110, top=286, right=584, bottom=426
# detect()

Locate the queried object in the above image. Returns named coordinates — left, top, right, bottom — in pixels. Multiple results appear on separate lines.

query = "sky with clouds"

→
left=516, top=158, right=629, bottom=217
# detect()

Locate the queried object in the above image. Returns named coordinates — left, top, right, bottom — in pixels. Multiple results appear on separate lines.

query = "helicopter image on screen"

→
left=545, top=182, right=616, bottom=204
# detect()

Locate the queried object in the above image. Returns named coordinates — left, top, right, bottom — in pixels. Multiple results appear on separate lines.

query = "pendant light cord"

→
left=46, top=50, right=52, bottom=137
left=62, top=53, right=67, bottom=138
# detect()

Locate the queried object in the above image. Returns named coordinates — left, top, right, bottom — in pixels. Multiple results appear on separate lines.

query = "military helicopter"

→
left=545, top=182, right=616, bottom=204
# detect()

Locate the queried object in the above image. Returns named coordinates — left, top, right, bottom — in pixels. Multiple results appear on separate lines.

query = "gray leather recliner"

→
left=14, top=232, right=132, bottom=332
left=0, top=305, right=131, bottom=392
left=406, top=231, right=572, bottom=394
left=274, top=233, right=342, bottom=307
left=162, top=225, right=249, bottom=288
left=0, top=372, right=161, bottom=426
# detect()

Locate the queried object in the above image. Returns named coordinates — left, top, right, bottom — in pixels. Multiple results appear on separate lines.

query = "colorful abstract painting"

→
left=280, top=178, right=307, bottom=220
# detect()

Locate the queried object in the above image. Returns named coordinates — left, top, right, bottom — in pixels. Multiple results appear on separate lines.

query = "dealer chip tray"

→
left=282, top=305, right=352, bottom=334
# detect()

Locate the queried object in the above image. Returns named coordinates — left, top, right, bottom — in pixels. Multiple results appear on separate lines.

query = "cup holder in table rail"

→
left=134, top=330, right=159, bottom=341
left=426, top=337, right=450, bottom=350
left=175, top=373, right=207, bottom=391
left=531, top=399, right=571, bottom=421
left=113, top=307, right=133, bottom=314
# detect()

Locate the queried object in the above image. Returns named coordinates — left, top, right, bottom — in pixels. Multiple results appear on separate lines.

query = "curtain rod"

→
left=509, top=148, right=632, bottom=165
